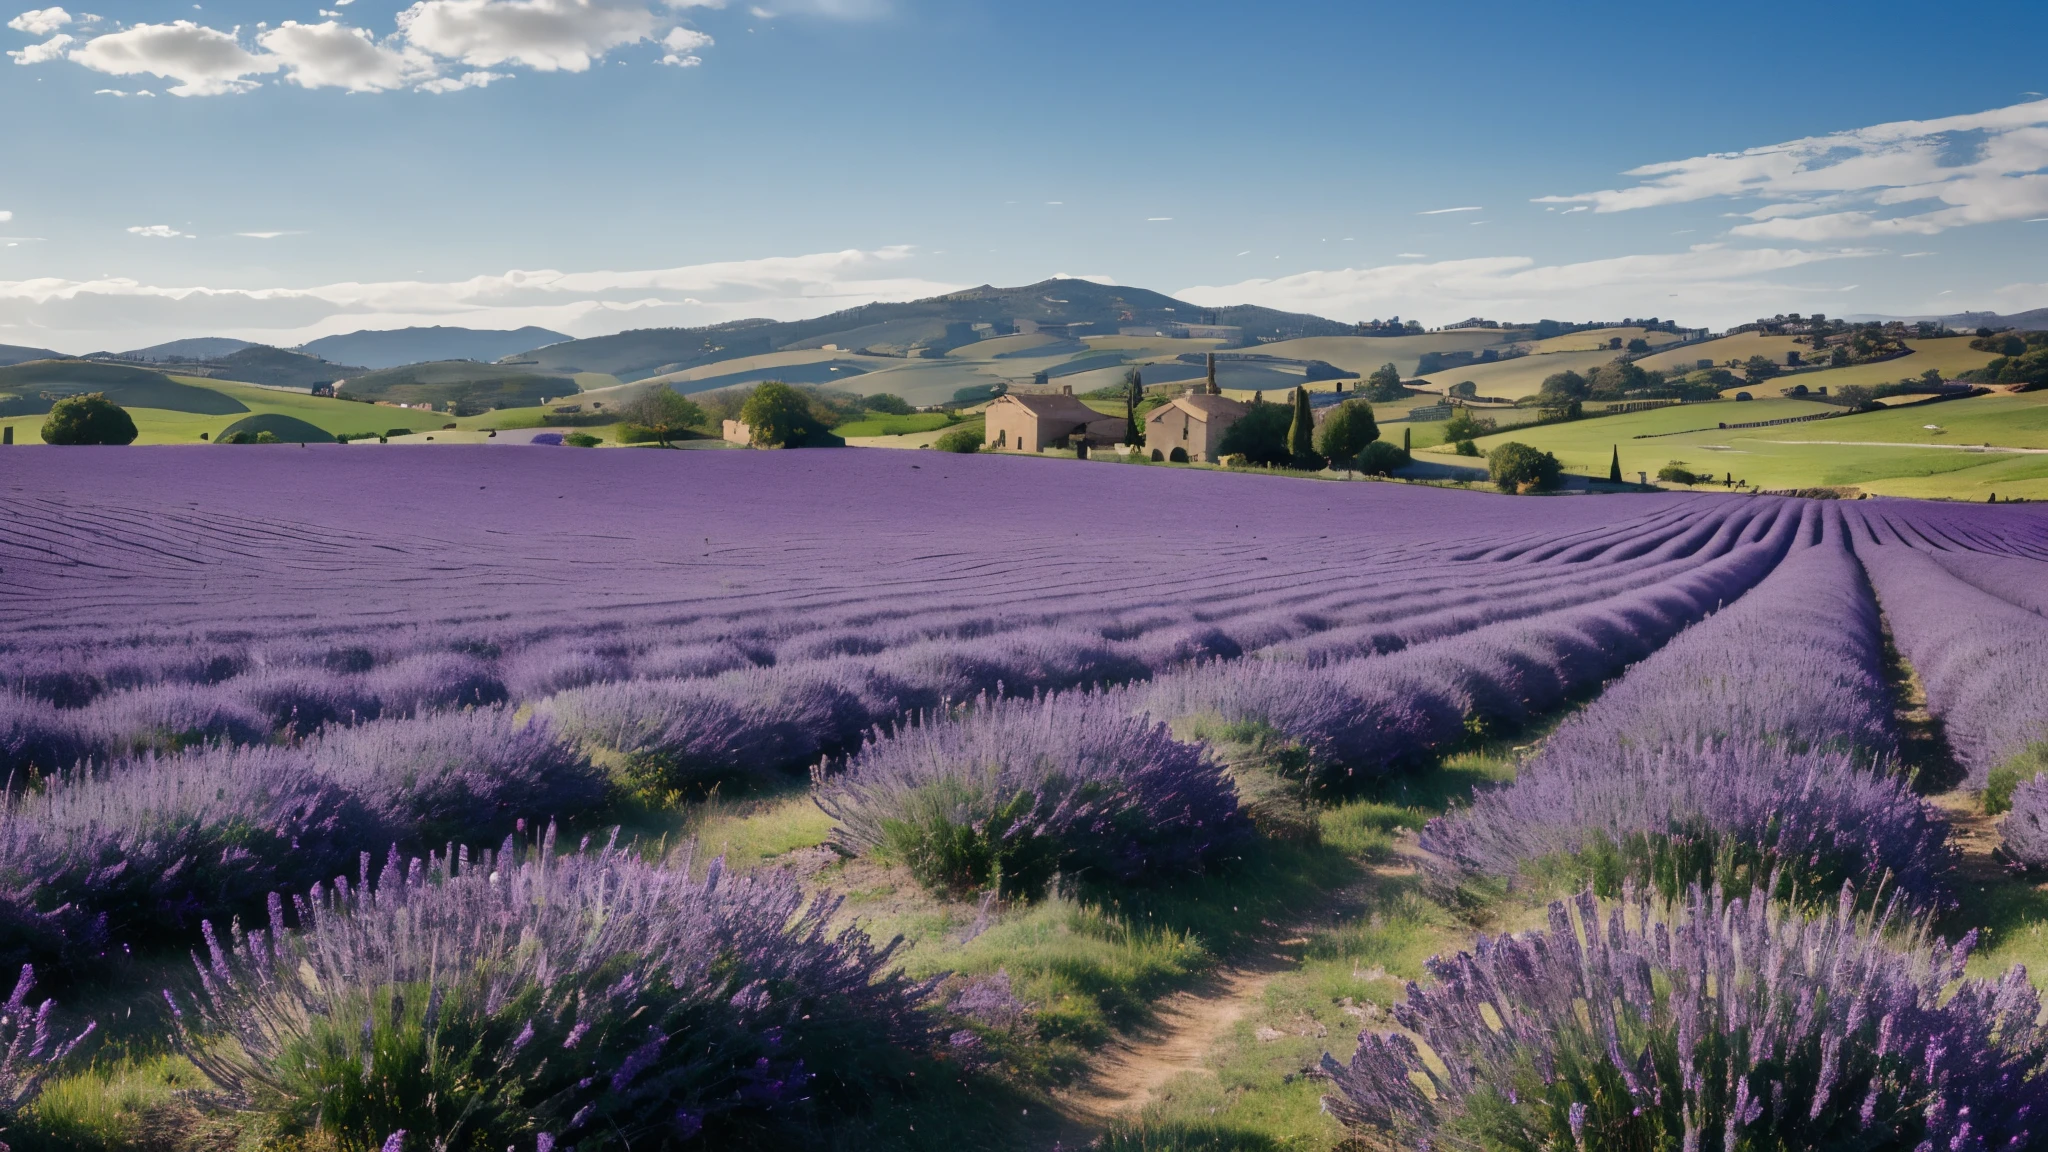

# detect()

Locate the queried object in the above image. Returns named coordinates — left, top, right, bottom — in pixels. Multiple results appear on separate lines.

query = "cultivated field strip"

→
left=1854, top=538, right=2048, bottom=788
left=1421, top=511, right=1954, bottom=906
left=1926, top=549, right=2048, bottom=617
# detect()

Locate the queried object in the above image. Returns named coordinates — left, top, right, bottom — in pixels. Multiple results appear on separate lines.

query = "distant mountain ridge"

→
left=1844, top=308, right=2048, bottom=330
left=512, top=279, right=1354, bottom=382
left=0, top=343, right=63, bottom=367
left=118, top=337, right=256, bottom=362
left=300, top=326, right=571, bottom=370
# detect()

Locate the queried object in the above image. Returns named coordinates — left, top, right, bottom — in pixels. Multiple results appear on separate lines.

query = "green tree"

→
left=1608, top=445, right=1623, bottom=484
left=1488, top=442, right=1562, bottom=493
left=1314, top=398, right=1379, bottom=467
left=861, top=393, right=914, bottom=416
left=1626, top=337, right=1651, bottom=353
left=1538, top=371, right=1589, bottom=401
left=621, top=388, right=707, bottom=444
left=933, top=426, right=981, bottom=453
left=40, top=393, right=138, bottom=445
left=1441, top=408, right=1486, bottom=442
left=1832, top=384, right=1877, bottom=411
left=1744, top=354, right=1781, bottom=381
left=1205, top=354, right=1220, bottom=395
left=1216, top=395, right=1293, bottom=465
left=1363, top=362, right=1406, bottom=402
left=1356, top=439, right=1408, bottom=476
left=1402, top=426, right=1411, bottom=454
left=1125, top=368, right=1144, bottom=446
left=1287, top=386, right=1320, bottom=468
left=739, top=382, right=822, bottom=448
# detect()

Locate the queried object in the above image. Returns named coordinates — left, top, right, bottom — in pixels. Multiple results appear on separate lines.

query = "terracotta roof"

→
left=1149, top=394, right=1247, bottom=423
left=997, top=393, right=1104, bottom=422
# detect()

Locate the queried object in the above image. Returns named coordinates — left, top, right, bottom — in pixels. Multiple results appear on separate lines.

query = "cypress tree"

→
left=1609, top=444, right=1623, bottom=484
left=1288, top=386, right=1318, bottom=467
left=1403, top=426, right=1411, bottom=454
left=1206, top=353, right=1220, bottom=395
left=1126, top=368, right=1144, bottom=446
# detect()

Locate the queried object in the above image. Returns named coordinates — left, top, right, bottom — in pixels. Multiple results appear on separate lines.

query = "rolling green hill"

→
left=0, top=361, right=250, bottom=417
left=218, top=413, right=336, bottom=443
left=335, top=361, right=576, bottom=413
left=512, top=279, right=1355, bottom=381
left=0, top=343, right=64, bottom=367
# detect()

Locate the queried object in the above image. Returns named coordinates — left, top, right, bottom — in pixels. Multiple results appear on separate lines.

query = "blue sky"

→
left=4, top=0, right=2047, bottom=351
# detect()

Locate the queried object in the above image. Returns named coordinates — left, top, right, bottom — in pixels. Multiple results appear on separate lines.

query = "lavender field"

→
left=7, top=446, right=2048, bottom=1152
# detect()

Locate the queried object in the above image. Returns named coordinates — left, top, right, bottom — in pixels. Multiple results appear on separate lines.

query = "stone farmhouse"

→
left=982, top=387, right=1126, bottom=452
left=1144, top=393, right=1246, bottom=463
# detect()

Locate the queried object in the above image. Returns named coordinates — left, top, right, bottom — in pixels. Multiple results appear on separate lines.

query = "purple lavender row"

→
left=1930, top=548, right=2048, bottom=618
left=1853, top=538, right=2048, bottom=791
left=0, top=505, right=1763, bottom=780
left=1322, top=884, right=2048, bottom=1151
left=0, top=709, right=602, bottom=969
left=1849, top=498, right=2048, bottom=560
left=0, top=451, right=1720, bottom=636
left=1130, top=503, right=1808, bottom=793
left=1422, top=522, right=1953, bottom=905
left=0, top=496, right=1743, bottom=715
left=172, top=829, right=934, bottom=1151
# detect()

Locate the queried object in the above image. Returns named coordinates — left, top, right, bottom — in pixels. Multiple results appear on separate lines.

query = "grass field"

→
left=0, top=377, right=463, bottom=445
left=1415, top=348, right=1619, bottom=398
left=1523, top=326, right=1689, bottom=355
left=1250, top=332, right=1513, bottom=377
left=1635, top=331, right=1804, bottom=373
left=831, top=411, right=962, bottom=437
left=1446, top=392, right=2048, bottom=498
left=1725, top=336, right=2000, bottom=397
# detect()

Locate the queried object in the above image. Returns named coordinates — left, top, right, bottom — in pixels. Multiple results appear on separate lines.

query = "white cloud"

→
left=659, top=24, right=708, bottom=65
left=34, top=0, right=729, bottom=96
left=235, top=231, right=300, bottom=239
left=1539, top=97, right=2048, bottom=241
left=397, top=0, right=666, bottom=72
left=0, top=211, right=11, bottom=223
left=7, top=31, right=70, bottom=63
left=0, top=246, right=963, bottom=354
left=7, top=6, right=70, bottom=35
left=764, top=0, right=886, bottom=16
left=256, top=21, right=433, bottom=91
left=127, top=225, right=191, bottom=238
left=70, top=21, right=278, bottom=95
left=1176, top=244, right=1875, bottom=330
left=415, top=68, right=505, bottom=91
left=1418, top=206, right=1483, bottom=215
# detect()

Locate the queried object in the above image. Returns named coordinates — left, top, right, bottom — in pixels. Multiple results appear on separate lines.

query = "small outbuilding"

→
left=983, top=388, right=1126, bottom=452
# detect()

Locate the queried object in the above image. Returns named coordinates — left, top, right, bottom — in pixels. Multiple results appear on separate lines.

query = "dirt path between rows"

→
left=1054, top=855, right=1418, bottom=1142
left=1057, top=951, right=1292, bottom=1124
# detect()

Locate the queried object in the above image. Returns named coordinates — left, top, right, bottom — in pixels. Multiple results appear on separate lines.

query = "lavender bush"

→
left=0, top=747, right=374, bottom=966
left=544, top=661, right=911, bottom=796
left=0, top=965, right=94, bottom=1118
left=1322, top=885, right=2048, bottom=1152
left=2002, top=770, right=2048, bottom=869
left=173, top=832, right=934, bottom=1152
left=1421, top=742, right=1952, bottom=907
left=304, top=709, right=606, bottom=850
left=815, top=693, right=1249, bottom=895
